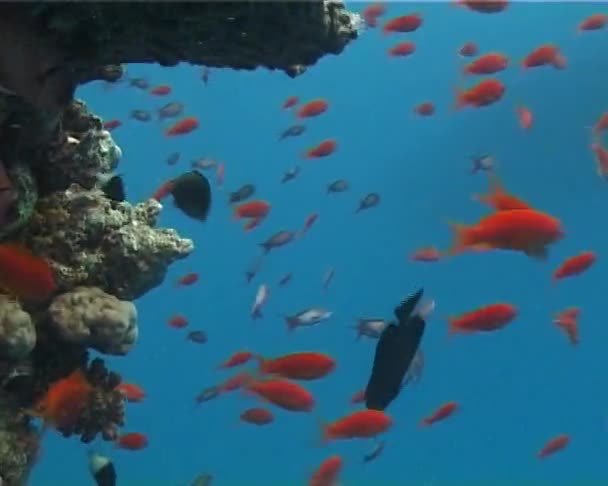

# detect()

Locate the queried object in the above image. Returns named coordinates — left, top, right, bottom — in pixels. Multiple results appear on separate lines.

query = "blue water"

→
left=29, top=2, right=608, bottom=485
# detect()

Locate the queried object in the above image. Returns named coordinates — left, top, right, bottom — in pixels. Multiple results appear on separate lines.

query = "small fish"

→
left=150, top=84, right=171, bottom=96
left=281, top=166, right=300, bottom=183
left=165, top=117, right=199, bottom=136
left=471, top=154, right=496, bottom=174
left=201, top=68, right=211, bottom=86
left=89, top=452, right=116, bottom=486
left=322, top=266, right=335, bottom=291
left=130, top=110, right=151, bottom=122
left=356, top=193, right=380, bottom=213
left=229, top=184, right=255, bottom=204
left=129, top=78, right=149, bottom=89
left=327, top=179, right=349, bottom=194
left=279, top=125, right=306, bottom=140
left=245, top=255, right=265, bottom=283
left=176, top=272, right=199, bottom=286
left=352, top=319, right=387, bottom=340
left=166, top=152, right=181, bottom=166
left=98, top=174, right=125, bottom=202
left=158, top=101, right=184, bottom=120
left=191, top=158, right=218, bottom=170
left=191, top=473, right=213, bottom=486
left=259, top=230, right=296, bottom=254
left=170, top=170, right=212, bottom=222
left=284, top=308, right=333, bottom=332
left=187, top=330, right=208, bottom=344
left=194, top=386, right=221, bottom=405
left=251, top=284, right=270, bottom=319
left=363, top=440, right=385, bottom=463
left=278, top=273, right=292, bottom=286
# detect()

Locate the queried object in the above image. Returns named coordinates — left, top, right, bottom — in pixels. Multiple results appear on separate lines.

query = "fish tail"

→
left=418, top=418, right=431, bottom=428
left=446, top=221, right=473, bottom=255
left=285, top=316, right=298, bottom=332
left=259, top=243, right=270, bottom=255
left=316, top=417, right=330, bottom=446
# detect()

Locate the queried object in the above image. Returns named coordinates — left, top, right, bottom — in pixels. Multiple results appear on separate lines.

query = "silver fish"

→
left=281, top=166, right=300, bottom=183
left=251, top=284, right=269, bottom=319
left=352, top=318, right=387, bottom=340
left=284, top=308, right=332, bottom=332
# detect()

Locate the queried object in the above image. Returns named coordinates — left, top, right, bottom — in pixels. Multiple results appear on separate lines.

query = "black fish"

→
left=130, top=109, right=151, bottom=122
left=279, top=125, right=306, bottom=141
left=170, top=170, right=212, bottom=222
left=89, top=452, right=116, bottom=486
left=100, top=175, right=125, bottom=202
left=356, top=193, right=380, bottom=213
left=229, top=184, right=255, bottom=204
left=365, top=288, right=426, bottom=411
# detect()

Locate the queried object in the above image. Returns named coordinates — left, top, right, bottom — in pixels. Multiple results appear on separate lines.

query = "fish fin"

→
left=285, top=316, right=299, bottom=332
left=446, top=221, right=474, bottom=255
left=393, top=289, right=424, bottom=323
left=316, top=416, right=330, bottom=446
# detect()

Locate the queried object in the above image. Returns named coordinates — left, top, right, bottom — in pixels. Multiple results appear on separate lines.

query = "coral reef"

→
left=0, top=297, right=36, bottom=361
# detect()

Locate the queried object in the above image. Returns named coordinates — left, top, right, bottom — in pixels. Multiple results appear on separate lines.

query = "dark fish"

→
left=363, top=440, right=385, bottom=463
left=201, top=68, right=211, bottom=86
left=327, top=179, right=349, bottom=194
left=281, top=166, right=300, bottom=183
left=129, top=78, right=149, bottom=89
left=279, top=124, right=306, bottom=141
left=229, top=184, right=255, bottom=204
left=245, top=255, right=265, bottom=283
left=166, top=152, right=180, bottom=166
left=187, top=331, right=208, bottom=344
left=192, top=473, right=213, bottom=486
left=194, top=386, right=220, bottom=405
left=158, top=101, right=184, bottom=120
left=100, top=175, right=125, bottom=202
left=356, top=193, right=380, bottom=213
left=130, top=109, right=151, bottom=122
left=89, top=452, right=116, bottom=486
left=278, top=272, right=292, bottom=286
left=470, top=153, right=495, bottom=174
left=259, top=230, right=295, bottom=254
left=170, top=170, right=212, bottom=222
left=364, top=288, right=426, bottom=411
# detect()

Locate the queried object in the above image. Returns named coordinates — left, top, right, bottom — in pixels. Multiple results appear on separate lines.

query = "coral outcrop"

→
left=0, top=297, right=36, bottom=361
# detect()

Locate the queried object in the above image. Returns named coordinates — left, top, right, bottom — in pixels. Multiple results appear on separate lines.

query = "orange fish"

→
left=233, top=200, right=271, bottom=219
left=116, top=383, right=146, bottom=403
left=448, top=209, right=564, bottom=258
left=103, top=119, right=122, bottom=131
left=240, top=407, right=274, bottom=425
left=0, top=243, right=56, bottom=300
left=474, top=175, right=531, bottom=211
left=30, top=370, right=93, bottom=429
left=553, top=251, right=596, bottom=282
left=459, top=42, right=478, bottom=57
left=176, top=272, right=199, bottom=286
left=521, top=44, right=566, bottom=69
left=463, top=52, right=508, bottom=75
left=282, top=96, right=299, bottom=109
left=448, top=303, right=518, bottom=334
left=218, top=351, right=254, bottom=369
left=592, top=112, right=608, bottom=134
left=420, top=401, right=458, bottom=426
left=303, top=139, right=337, bottom=159
left=297, top=99, right=328, bottom=118
left=516, top=105, right=533, bottom=130
left=219, top=371, right=250, bottom=392
left=309, top=455, right=342, bottom=486
left=168, top=315, right=188, bottom=329
left=149, top=85, right=171, bottom=96
left=383, top=14, right=422, bottom=34
left=322, top=410, right=392, bottom=442
left=455, top=78, right=505, bottom=109
left=454, top=0, right=509, bottom=14
left=414, top=102, right=435, bottom=116
left=244, top=377, right=315, bottom=412
left=116, top=432, right=148, bottom=451
left=165, top=117, right=199, bottom=136
left=410, top=247, right=441, bottom=262
left=578, top=13, right=608, bottom=32
left=362, top=3, right=386, bottom=28
left=388, top=41, right=416, bottom=57
left=553, top=307, right=580, bottom=345
left=257, top=352, right=336, bottom=380
left=537, top=434, right=570, bottom=458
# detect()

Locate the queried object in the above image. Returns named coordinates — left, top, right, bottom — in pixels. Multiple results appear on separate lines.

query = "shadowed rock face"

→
left=13, top=1, right=360, bottom=82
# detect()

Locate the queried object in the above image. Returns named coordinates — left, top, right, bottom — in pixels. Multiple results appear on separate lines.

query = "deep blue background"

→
left=29, top=2, right=608, bottom=485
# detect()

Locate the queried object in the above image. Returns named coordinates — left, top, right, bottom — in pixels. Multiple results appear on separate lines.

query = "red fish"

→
left=553, top=251, right=596, bottom=282
left=219, top=371, right=250, bottom=392
left=168, top=315, right=188, bottom=329
left=309, top=455, right=342, bottom=486
left=578, top=13, right=608, bottom=32
left=282, top=96, right=299, bottom=109
left=414, top=102, right=435, bottom=116
left=303, top=139, right=337, bottom=159
left=521, top=45, right=566, bottom=69
left=388, top=42, right=416, bottom=57
left=297, top=99, right=328, bottom=118
left=448, top=303, right=517, bottom=334
left=459, top=42, right=478, bottom=57
left=149, top=85, right=171, bottom=96
left=165, top=117, right=199, bottom=136
left=537, top=434, right=570, bottom=458
left=176, top=272, right=199, bottom=286
left=553, top=307, right=580, bottom=345
left=473, top=176, right=531, bottom=211
left=244, top=377, right=315, bottom=412
left=152, top=180, right=174, bottom=201
left=218, top=351, right=253, bottom=369
left=103, top=119, right=122, bottom=131
left=454, top=0, right=509, bottom=13
left=592, top=112, right=608, bottom=134
left=420, top=401, right=458, bottom=426
left=591, top=142, right=608, bottom=178
left=301, top=213, right=319, bottom=233
left=383, top=14, right=422, bottom=34
left=322, top=410, right=392, bottom=442
left=233, top=200, right=271, bottom=219
left=410, top=247, right=441, bottom=262
left=516, top=106, right=533, bottom=130
left=116, top=432, right=148, bottom=451
left=0, top=244, right=56, bottom=299
left=455, top=79, right=505, bottom=109
left=240, top=407, right=274, bottom=425
left=116, top=383, right=146, bottom=403
left=257, top=352, right=335, bottom=381
left=362, top=3, right=385, bottom=28
left=463, top=52, right=508, bottom=75
left=350, top=389, right=366, bottom=404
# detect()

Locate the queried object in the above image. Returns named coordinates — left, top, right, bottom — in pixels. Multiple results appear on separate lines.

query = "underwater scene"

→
left=0, top=1, right=607, bottom=485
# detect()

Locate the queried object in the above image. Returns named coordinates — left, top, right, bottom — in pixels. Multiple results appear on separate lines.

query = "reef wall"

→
left=0, top=1, right=358, bottom=484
